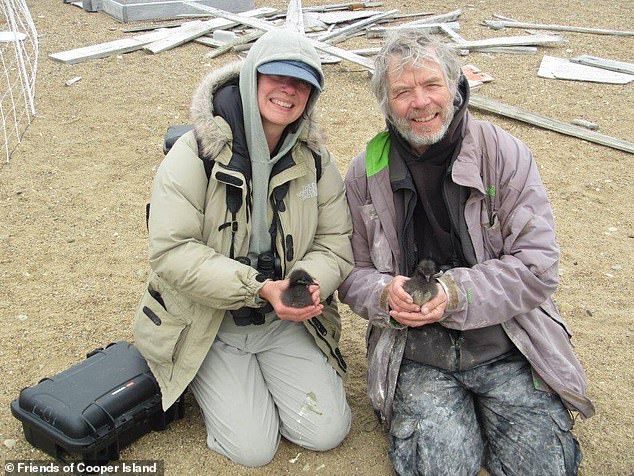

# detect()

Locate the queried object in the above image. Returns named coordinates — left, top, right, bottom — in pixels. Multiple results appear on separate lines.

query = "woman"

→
left=133, top=29, right=354, bottom=467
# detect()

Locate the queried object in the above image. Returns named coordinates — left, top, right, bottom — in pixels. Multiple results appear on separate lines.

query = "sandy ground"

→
left=1, top=0, right=633, bottom=474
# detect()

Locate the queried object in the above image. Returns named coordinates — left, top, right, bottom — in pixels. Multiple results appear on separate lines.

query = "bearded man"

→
left=338, top=30, right=594, bottom=476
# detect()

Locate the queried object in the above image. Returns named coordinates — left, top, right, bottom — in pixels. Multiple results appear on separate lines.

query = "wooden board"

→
left=483, top=19, right=634, bottom=37
left=143, top=7, right=274, bottom=54
left=570, top=55, right=634, bottom=76
left=469, top=94, right=634, bottom=155
left=538, top=55, right=634, bottom=84
left=456, top=34, right=564, bottom=50
left=49, top=28, right=174, bottom=64
left=101, top=0, right=255, bottom=23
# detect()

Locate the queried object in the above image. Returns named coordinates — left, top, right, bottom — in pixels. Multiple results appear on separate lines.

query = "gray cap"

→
left=257, top=60, right=323, bottom=91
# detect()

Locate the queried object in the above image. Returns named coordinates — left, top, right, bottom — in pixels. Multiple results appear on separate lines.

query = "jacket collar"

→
left=450, top=111, right=487, bottom=196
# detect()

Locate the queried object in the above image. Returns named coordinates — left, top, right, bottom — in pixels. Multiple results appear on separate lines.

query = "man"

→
left=338, top=30, right=594, bottom=475
left=134, top=29, right=353, bottom=467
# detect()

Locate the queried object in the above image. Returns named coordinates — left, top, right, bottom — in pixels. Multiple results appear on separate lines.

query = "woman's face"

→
left=257, top=74, right=312, bottom=135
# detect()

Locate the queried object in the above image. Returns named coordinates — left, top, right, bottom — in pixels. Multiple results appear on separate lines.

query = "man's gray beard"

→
left=389, top=104, right=455, bottom=149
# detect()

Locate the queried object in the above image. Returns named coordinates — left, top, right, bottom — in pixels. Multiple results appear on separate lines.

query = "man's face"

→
left=386, top=57, right=455, bottom=154
left=257, top=74, right=311, bottom=134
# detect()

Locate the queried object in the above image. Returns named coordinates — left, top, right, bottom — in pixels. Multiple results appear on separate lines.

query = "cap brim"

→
left=257, top=62, right=322, bottom=91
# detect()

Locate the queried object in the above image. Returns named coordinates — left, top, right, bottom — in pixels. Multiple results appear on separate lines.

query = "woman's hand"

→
left=259, top=279, right=324, bottom=322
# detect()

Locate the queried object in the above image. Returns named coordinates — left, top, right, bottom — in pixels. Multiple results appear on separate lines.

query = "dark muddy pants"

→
left=389, top=354, right=581, bottom=476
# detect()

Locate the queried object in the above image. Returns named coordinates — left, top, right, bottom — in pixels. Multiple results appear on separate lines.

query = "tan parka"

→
left=133, top=61, right=353, bottom=410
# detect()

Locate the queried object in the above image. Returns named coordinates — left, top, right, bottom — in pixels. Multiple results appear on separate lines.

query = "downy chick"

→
left=281, top=269, right=316, bottom=308
left=403, top=259, right=439, bottom=307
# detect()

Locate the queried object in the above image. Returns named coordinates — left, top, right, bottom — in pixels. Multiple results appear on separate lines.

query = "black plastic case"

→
left=10, top=341, right=184, bottom=464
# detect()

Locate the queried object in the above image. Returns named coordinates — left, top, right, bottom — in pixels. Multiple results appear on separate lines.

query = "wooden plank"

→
left=285, top=0, right=305, bottom=33
left=311, top=10, right=384, bottom=25
left=397, top=9, right=461, bottom=26
left=440, top=22, right=465, bottom=43
left=483, top=19, right=634, bottom=37
left=122, top=21, right=186, bottom=33
left=473, top=46, right=538, bottom=55
left=49, top=28, right=174, bottom=64
left=185, top=2, right=376, bottom=71
left=538, top=55, right=634, bottom=84
left=318, top=9, right=398, bottom=43
left=438, top=24, right=537, bottom=55
left=0, top=32, right=27, bottom=42
left=453, top=34, right=564, bottom=50
left=193, top=36, right=224, bottom=48
left=143, top=19, right=214, bottom=53
left=303, top=2, right=383, bottom=13
left=570, top=55, right=634, bottom=76
left=469, top=94, right=634, bottom=155
left=367, top=22, right=460, bottom=38
left=143, top=7, right=275, bottom=54
left=205, top=30, right=263, bottom=59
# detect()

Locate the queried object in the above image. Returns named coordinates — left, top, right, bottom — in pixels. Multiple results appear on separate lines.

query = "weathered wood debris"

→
left=55, top=0, right=634, bottom=155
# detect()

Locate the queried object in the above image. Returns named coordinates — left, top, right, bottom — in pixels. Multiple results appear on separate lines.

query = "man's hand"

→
left=259, top=279, right=323, bottom=322
left=386, top=276, right=447, bottom=327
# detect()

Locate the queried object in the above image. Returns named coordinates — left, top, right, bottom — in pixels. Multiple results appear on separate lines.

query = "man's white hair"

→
left=370, top=29, right=463, bottom=118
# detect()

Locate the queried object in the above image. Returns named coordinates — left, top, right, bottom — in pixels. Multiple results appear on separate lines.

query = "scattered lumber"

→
left=49, top=7, right=275, bottom=63
left=317, top=9, right=398, bottom=43
left=367, top=9, right=462, bottom=37
left=483, top=19, right=634, bottom=37
left=204, top=30, right=264, bottom=59
left=439, top=23, right=537, bottom=55
left=469, top=94, right=634, bottom=155
left=538, top=56, right=634, bottom=84
left=184, top=2, right=376, bottom=71
left=570, top=55, right=634, bottom=76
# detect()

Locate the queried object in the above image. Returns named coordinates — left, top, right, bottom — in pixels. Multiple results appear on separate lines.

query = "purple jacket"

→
left=339, top=112, right=595, bottom=425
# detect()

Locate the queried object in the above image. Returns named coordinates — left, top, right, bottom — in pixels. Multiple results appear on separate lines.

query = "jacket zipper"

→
left=307, top=319, right=347, bottom=371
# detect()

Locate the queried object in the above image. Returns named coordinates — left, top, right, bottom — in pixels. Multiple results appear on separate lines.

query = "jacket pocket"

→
left=133, top=285, right=191, bottom=380
left=481, top=211, right=504, bottom=259
left=360, top=204, right=393, bottom=272
left=540, top=300, right=572, bottom=338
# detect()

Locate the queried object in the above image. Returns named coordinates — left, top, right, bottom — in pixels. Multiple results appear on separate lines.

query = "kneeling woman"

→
left=134, top=29, right=354, bottom=467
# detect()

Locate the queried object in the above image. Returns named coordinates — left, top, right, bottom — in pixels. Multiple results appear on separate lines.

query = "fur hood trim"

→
left=189, top=61, right=325, bottom=160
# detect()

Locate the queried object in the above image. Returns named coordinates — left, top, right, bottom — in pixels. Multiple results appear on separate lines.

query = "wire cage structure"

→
left=0, top=0, right=38, bottom=163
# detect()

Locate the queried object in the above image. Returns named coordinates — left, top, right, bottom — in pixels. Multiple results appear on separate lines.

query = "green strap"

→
left=365, top=130, right=391, bottom=177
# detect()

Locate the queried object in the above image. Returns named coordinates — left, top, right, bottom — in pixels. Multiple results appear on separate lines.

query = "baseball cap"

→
left=257, top=60, right=323, bottom=91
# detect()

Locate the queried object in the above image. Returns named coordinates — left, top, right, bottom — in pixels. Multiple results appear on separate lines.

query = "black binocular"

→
left=231, top=252, right=280, bottom=326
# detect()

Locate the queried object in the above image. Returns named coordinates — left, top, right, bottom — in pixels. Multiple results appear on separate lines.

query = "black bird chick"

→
left=403, top=259, right=439, bottom=307
left=281, top=269, right=316, bottom=308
